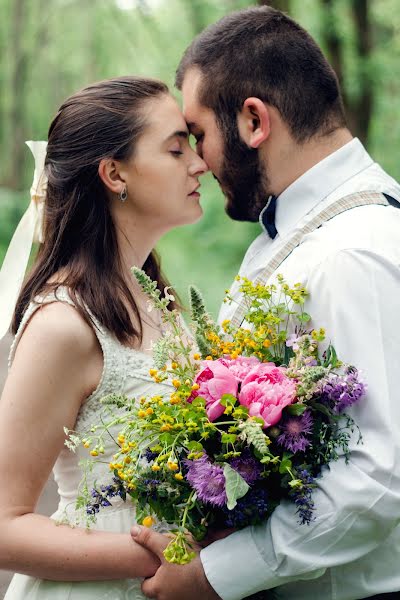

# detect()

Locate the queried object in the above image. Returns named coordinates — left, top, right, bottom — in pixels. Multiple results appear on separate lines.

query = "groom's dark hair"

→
left=176, top=6, right=346, bottom=142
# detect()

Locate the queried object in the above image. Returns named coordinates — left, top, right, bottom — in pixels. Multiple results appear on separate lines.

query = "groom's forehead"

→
left=181, top=68, right=203, bottom=116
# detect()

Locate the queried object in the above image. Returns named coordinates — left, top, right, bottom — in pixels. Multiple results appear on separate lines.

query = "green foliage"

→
left=239, top=419, right=272, bottom=456
left=1, top=0, right=399, bottom=316
left=223, top=463, right=249, bottom=510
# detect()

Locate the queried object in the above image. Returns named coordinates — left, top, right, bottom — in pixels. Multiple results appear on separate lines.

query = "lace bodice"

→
left=9, top=287, right=173, bottom=518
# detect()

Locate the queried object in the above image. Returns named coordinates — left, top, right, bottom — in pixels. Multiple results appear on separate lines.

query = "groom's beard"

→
left=217, top=122, right=270, bottom=222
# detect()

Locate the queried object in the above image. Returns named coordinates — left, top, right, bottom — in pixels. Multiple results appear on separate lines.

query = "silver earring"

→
left=119, top=187, right=128, bottom=202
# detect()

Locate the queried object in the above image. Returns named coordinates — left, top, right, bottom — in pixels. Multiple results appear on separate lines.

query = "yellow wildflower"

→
left=142, top=516, right=155, bottom=527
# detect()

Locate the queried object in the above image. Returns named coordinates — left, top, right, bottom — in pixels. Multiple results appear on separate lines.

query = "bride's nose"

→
left=188, top=152, right=208, bottom=176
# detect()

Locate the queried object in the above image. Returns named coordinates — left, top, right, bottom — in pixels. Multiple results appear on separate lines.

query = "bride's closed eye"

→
left=169, top=143, right=183, bottom=156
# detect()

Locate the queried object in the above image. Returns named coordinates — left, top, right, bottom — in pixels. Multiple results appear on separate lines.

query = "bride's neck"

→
left=114, top=220, right=161, bottom=294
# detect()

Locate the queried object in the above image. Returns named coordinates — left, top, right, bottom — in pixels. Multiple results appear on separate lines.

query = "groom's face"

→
left=182, top=69, right=269, bottom=222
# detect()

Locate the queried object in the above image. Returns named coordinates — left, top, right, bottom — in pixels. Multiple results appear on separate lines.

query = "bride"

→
left=0, top=76, right=207, bottom=598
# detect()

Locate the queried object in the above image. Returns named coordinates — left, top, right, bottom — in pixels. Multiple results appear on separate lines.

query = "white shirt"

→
left=200, top=139, right=400, bottom=600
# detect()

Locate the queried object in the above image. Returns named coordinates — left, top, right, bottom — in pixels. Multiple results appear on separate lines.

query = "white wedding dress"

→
left=4, top=288, right=173, bottom=599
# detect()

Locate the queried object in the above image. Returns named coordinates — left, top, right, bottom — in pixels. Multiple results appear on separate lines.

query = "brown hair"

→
left=13, top=76, right=175, bottom=345
left=176, top=6, right=346, bottom=142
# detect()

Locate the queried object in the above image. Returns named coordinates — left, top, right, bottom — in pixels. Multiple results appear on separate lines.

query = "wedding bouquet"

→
left=66, top=270, right=365, bottom=564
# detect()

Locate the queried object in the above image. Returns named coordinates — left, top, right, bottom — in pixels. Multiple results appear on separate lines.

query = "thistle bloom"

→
left=278, top=410, right=314, bottom=453
left=184, top=455, right=227, bottom=507
left=229, top=450, right=262, bottom=485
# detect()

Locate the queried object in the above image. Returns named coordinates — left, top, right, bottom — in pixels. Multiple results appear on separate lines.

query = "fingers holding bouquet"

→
left=66, top=271, right=366, bottom=569
left=130, top=525, right=221, bottom=600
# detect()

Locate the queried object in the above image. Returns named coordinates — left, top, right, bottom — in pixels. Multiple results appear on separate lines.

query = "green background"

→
left=1, top=0, right=399, bottom=317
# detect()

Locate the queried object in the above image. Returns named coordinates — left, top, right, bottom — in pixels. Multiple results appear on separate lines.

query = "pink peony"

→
left=239, top=363, right=296, bottom=428
left=221, top=355, right=262, bottom=381
left=191, top=359, right=239, bottom=421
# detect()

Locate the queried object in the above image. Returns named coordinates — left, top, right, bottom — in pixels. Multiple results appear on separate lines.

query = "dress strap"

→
left=7, top=286, right=129, bottom=402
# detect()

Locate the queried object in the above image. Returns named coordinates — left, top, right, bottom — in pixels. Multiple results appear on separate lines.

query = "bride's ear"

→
left=98, top=159, right=126, bottom=195
left=237, top=97, right=271, bottom=148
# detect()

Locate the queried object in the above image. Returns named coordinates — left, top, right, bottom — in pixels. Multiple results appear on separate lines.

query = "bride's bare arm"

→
left=0, top=302, right=160, bottom=581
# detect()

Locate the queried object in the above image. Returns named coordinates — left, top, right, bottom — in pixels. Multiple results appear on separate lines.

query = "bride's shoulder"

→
left=16, top=300, right=99, bottom=365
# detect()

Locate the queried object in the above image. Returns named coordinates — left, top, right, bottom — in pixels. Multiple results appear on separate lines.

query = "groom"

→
left=131, top=6, right=400, bottom=600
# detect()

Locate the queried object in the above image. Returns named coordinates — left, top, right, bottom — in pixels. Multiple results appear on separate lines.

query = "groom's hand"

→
left=131, top=525, right=222, bottom=600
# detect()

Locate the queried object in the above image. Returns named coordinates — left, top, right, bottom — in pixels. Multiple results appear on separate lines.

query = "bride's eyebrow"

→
left=163, top=130, right=189, bottom=142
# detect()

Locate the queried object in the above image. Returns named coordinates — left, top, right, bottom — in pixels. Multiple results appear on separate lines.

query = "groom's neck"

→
left=264, top=127, right=353, bottom=197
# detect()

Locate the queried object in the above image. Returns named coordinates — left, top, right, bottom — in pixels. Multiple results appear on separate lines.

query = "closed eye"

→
left=190, top=133, right=203, bottom=146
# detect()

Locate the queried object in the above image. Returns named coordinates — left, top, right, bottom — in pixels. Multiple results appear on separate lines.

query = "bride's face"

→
left=121, top=94, right=207, bottom=230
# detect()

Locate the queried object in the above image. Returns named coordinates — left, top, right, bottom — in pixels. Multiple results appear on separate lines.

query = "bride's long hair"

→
left=13, top=76, right=177, bottom=344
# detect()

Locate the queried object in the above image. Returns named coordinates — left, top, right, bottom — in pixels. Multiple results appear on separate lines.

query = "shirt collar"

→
left=259, top=138, right=374, bottom=237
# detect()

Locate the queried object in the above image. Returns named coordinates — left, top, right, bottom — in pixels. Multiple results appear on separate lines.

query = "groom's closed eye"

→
left=189, top=132, right=204, bottom=155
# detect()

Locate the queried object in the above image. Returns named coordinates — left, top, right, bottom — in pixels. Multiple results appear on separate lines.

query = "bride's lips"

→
left=188, top=184, right=201, bottom=198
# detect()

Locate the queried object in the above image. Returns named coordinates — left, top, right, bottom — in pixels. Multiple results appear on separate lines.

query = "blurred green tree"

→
left=0, top=0, right=399, bottom=314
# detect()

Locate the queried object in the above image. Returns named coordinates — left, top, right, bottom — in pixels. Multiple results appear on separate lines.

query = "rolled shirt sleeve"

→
left=201, top=248, right=400, bottom=600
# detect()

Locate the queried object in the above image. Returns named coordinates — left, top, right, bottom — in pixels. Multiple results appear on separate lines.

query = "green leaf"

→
left=310, top=401, right=333, bottom=418
left=223, top=463, right=250, bottom=510
left=297, top=312, right=311, bottom=323
left=191, top=397, right=206, bottom=408
left=286, top=403, right=307, bottom=416
left=279, top=453, right=293, bottom=474
left=283, top=344, right=295, bottom=365
left=220, top=394, right=237, bottom=408
left=186, top=441, right=204, bottom=452
left=221, top=433, right=237, bottom=444
left=324, top=343, right=340, bottom=368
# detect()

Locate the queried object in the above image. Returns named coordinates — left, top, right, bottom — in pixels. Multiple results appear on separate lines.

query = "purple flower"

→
left=221, top=487, right=269, bottom=528
left=320, top=368, right=366, bottom=413
left=286, top=334, right=300, bottom=350
left=289, top=469, right=316, bottom=525
left=229, top=450, right=262, bottom=485
left=185, top=455, right=227, bottom=507
left=278, top=410, right=314, bottom=453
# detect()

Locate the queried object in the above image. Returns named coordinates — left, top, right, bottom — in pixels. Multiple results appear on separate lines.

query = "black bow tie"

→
left=262, top=195, right=278, bottom=239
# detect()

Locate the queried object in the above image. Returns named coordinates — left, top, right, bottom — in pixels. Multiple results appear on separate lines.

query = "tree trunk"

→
left=8, top=0, right=29, bottom=190
left=350, top=0, right=373, bottom=144
left=321, top=0, right=373, bottom=146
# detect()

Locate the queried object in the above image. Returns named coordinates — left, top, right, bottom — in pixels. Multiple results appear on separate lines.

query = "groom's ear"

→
left=237, top=98, right=271, bottom=148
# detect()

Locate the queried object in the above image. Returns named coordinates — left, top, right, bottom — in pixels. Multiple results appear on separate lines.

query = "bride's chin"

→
left=183, top=205, right=204, bottom=226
